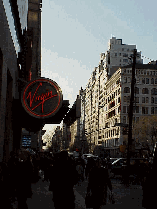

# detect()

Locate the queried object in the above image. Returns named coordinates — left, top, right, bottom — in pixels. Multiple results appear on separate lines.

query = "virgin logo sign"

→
left=22, top=78, right=62, bottom=119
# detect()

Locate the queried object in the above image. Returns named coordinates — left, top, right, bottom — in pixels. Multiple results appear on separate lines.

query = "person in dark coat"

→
left=86, top=158, right=113, bottom=209
left=85, top=157, right=95, bottom=179
left=16, top=156, right=33, bottom=209
left=7, top=151, right=20, bottom=204
left=49, top=151, right=78, bottom=209
left=142, top=149, right=157, bottom=208
left=0, top=162, right=12, bottom=209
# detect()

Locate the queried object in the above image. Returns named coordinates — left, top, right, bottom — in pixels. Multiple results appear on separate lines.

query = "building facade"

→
left=0, top=0, right=43, bottom=162
left=85, top=62, right=157, bottom=157
left=101, top=36, right=143, bottom=78
left=0, top=0, right=29, bottom=162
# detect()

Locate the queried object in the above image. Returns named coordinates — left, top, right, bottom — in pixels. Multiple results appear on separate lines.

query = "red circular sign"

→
left=22, top=78, right=63, bottom=119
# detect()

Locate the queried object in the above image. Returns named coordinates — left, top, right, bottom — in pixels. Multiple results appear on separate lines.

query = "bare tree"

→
left=133, top=116, right=157, bottom=152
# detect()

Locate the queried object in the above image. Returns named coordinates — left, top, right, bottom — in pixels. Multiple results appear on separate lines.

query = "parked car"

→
left=82, top=154, right=99, bottom=165
left=110, top=158, right=149, bottom=178
left=26, top=148, right=36, bottom=155
left=110, top=158, right=119, bottom=163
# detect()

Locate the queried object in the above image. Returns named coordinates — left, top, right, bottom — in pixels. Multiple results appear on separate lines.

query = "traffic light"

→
left=123, top=127, right=128, bottom=135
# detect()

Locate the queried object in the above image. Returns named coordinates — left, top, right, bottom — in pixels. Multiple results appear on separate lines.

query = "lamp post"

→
left=126, top=49, right=137, bottom=184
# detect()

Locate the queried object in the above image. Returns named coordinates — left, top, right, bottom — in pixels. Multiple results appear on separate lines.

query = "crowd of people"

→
left=0, top=149, right=157, bottom=209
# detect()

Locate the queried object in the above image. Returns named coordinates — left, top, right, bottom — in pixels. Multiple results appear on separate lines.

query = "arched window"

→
left=124, top=87, right=130, bottom=93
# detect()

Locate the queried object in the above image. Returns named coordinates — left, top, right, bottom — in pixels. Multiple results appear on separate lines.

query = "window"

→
left=151, top=88, right=157, bottom=95
left=151, top=78, right=154, bottom=84
left=119, top=53, right=121, bottom=56
left=133, top=106, right=136, bottom=113
left=115, top=53, right=117, bottom=56
left=146, top=97, right=149, bottom=103
left=120, top=59, right=121, bottom=62
left=136, top=78, right=140, bottom=83
left=118, top=97, right=120, bottom=103
left=146, top=78, right=149, bottom=84
left=123, top=59, right=128, bottom=63
left=128, top=77, right=131, bottom=83
left=142, top=88, right=149, bottom=94
left=136, top=106, right=139, bottom=113
left=155, top=97, right=157, bottom=104
left=155, top=107, right=157, bottom=114
left=142, top=107, right=148, bottom=114
left=123, top=116, right=126, bottom=123
left=135, top=87, right=139, bottom=94
left=142, top=97, right=145, bottom=103
left=123, top=106, right=126, bottom=113
left=124, top=87, right=130, bottom=93
left=151, top=97, right=154, bottom=103
left=142, top=78, right=145, bottom=84
left=127, top=49, right=129, bottom=51
left=135, top=97, right=139, bottom=103
left=122, top=48, right=124, bottom=51
left=155, top=78, right=157, bottom=84
left=151, top=107, right=154, bottom=114
left=124, top=77, right=127, bottom=83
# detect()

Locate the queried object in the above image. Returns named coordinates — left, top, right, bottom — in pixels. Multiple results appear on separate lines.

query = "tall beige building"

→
left=102, top=37, right=143, bottom=78
left=85, top=63, right=157, bottom=157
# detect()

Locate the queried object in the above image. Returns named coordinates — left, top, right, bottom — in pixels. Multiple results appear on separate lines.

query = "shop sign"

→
left=22, top=77, right=62, bottom=119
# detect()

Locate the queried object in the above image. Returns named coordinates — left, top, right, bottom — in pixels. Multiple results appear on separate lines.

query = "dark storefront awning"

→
left=63, top=97, right=81, bottom=126
left=13, top=99, right=70, bottom=133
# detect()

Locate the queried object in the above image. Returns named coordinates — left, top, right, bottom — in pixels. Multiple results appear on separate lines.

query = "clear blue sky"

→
left=41, top=0, right=157, bottom=130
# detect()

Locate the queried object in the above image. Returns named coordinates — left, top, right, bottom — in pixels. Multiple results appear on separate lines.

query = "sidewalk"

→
left=74, top=178, right=144, bottom=209
left=16, top=172, right=144, bottom=209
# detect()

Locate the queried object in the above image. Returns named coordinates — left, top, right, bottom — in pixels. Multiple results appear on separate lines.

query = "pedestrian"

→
left=16, top=155, right=33, bottom=209
left=0, top=161, right=12, bottom=209
left=85, top=157, right=95, bottom=179
left=7, top=151, right=20, bottom=205
left=133, top=159, right=141, bottom=185
left=49, top=151, right=78, bottom=209
left=142, top=148, right=157, bottom=208
left=86, top=158, right=113, bottom=209
left=76, top=161, right=84, bottom=185
left=31, top=154, right=40, bottom=183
